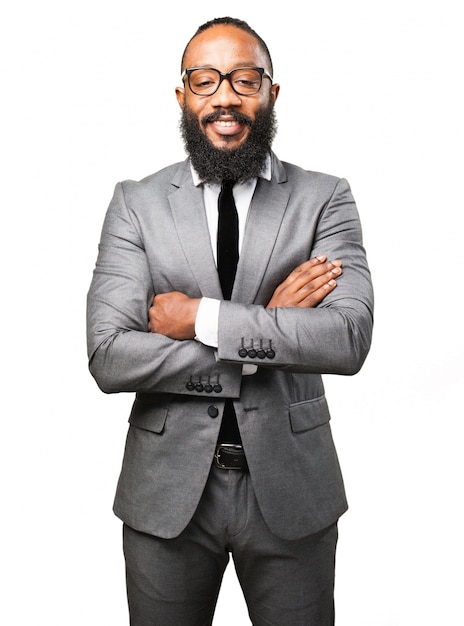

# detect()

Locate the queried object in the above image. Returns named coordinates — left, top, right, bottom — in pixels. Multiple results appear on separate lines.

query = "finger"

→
left=147, top=305, right=157, bottom=332
left=289, top=255, right=327, bottom=279
left=284, top=257, right=342, bottom=291
left=289, top=264, right=342, bottom=304
left=148, top=312, right=156, bottom=332
left=295, top=278, right=338, bottom=308
left=277, top=255, right=327, bottom=289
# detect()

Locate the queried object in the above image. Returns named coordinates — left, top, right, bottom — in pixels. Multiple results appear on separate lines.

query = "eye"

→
left=231, top=70, right=261, bottom=93
left=189, top=70, right=219, bottom=92
left=236, top=78, right=259, bottom=86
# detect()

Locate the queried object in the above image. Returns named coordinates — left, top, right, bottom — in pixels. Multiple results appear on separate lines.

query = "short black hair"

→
left=181, top=16, right=274, bottom=76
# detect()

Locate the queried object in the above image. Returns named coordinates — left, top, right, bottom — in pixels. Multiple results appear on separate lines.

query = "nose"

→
left=209, top=77, right=242, bottom=107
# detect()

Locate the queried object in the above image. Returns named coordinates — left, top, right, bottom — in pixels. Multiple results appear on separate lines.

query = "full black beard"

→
left=180, top=102, right=277, bottom=184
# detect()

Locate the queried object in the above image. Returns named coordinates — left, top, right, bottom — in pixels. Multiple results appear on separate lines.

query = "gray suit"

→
left=87, top=152, right=374, bottom=544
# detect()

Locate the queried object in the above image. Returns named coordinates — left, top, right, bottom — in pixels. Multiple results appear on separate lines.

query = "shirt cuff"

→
left=195, top=298, right=257, bottom=375
left=195, top=297, right=220, bottom=347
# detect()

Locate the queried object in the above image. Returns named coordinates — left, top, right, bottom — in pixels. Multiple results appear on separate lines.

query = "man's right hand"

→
left=266, top=255, right=342, bottom=309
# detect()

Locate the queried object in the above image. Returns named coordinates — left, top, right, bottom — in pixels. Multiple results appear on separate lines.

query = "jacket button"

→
left=208, top=406, right=219, bottom=418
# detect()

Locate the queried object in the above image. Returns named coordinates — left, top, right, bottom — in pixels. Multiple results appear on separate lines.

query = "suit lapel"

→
left=233, top=159, right=290, bottom=303
left=168, top=166, right=223, bottom=299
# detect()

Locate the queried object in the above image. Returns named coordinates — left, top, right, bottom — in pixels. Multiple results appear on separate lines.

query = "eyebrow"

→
left=183, top=62, right=270, bottom=73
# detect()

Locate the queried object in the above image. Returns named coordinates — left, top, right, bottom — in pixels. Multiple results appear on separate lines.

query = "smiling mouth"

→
left=203, top=110, right=252, bottom=127
left=214, top=120, right=241, bottom=127
left=211, top=118, right=244, bottom=134
left=206, top=114, right=251, bottom=140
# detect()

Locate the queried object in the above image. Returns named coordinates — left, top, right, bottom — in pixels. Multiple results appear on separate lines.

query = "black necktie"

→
left=217, top=180, right=239, bottom=301
left=217, top=180, right=241, bottom=444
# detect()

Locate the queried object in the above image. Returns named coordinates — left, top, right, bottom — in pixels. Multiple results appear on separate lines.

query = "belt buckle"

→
left=214, top=444, right=247, bottom=470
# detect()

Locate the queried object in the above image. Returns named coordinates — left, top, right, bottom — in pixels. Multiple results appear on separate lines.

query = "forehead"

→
left=183, top=25, right=269, bottom=72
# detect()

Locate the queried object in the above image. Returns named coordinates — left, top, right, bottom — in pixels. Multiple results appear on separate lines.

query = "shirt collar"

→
left=190, top=153, right=272, bottom=187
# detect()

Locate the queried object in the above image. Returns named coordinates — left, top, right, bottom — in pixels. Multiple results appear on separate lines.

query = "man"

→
left=87, top=16, right=374, bottom=626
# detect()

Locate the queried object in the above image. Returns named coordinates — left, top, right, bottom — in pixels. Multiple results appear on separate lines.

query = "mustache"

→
left=201, top=110, right=253, bottom=126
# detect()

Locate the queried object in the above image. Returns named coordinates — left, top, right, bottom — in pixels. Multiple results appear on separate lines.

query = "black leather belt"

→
left=214, top=444, right=248, bottom=470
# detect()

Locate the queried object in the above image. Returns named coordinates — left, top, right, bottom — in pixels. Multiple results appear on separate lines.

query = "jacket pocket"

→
left=289, top=396, right=331, bottom=433
left=128, top=395, right=169, bottom=434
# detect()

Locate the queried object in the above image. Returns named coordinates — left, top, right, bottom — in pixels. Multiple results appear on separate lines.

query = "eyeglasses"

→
left=181, top=66, right=273, bottom=96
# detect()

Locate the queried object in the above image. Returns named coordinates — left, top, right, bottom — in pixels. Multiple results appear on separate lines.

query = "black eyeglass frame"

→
left=181, top=66, right=273, bottom=96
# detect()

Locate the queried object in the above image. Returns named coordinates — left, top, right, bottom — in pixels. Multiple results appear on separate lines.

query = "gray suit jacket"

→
left=87, top=152, right=374, bottom=540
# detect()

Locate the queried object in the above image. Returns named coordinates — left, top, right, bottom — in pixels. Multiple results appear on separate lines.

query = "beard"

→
left=179, top=101, right=278, bottom=184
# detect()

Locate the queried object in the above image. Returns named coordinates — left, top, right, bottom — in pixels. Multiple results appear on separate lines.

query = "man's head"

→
left=176, top=17, right=280, bottom=183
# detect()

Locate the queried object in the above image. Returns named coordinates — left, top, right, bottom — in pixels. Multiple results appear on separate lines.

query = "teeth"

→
left=215, top=120, right=237, bottom=126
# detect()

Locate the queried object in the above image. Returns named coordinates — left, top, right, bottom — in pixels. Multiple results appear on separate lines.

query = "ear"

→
left=175, top=86, right=185, bottom=109
left=271, top=83, right=280, bottom=104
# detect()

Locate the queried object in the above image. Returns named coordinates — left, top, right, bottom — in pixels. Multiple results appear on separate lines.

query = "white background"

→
left=1, top=1, right=463, bottom=624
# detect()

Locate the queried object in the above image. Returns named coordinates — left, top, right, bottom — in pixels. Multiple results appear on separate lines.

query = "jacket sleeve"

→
left=86, top=182, right=242, bottom=396
left=217, top=178, right=374, bottom=375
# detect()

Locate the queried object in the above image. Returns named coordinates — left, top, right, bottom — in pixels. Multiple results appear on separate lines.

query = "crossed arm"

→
left=148, top=255, right=343, bottom=340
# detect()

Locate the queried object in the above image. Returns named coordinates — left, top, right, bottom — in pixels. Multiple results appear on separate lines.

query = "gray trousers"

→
left=123, top=465, right=338, bottom=625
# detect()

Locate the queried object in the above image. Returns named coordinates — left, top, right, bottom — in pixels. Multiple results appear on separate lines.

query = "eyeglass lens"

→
left=188, top=68, right=263, bottom=96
